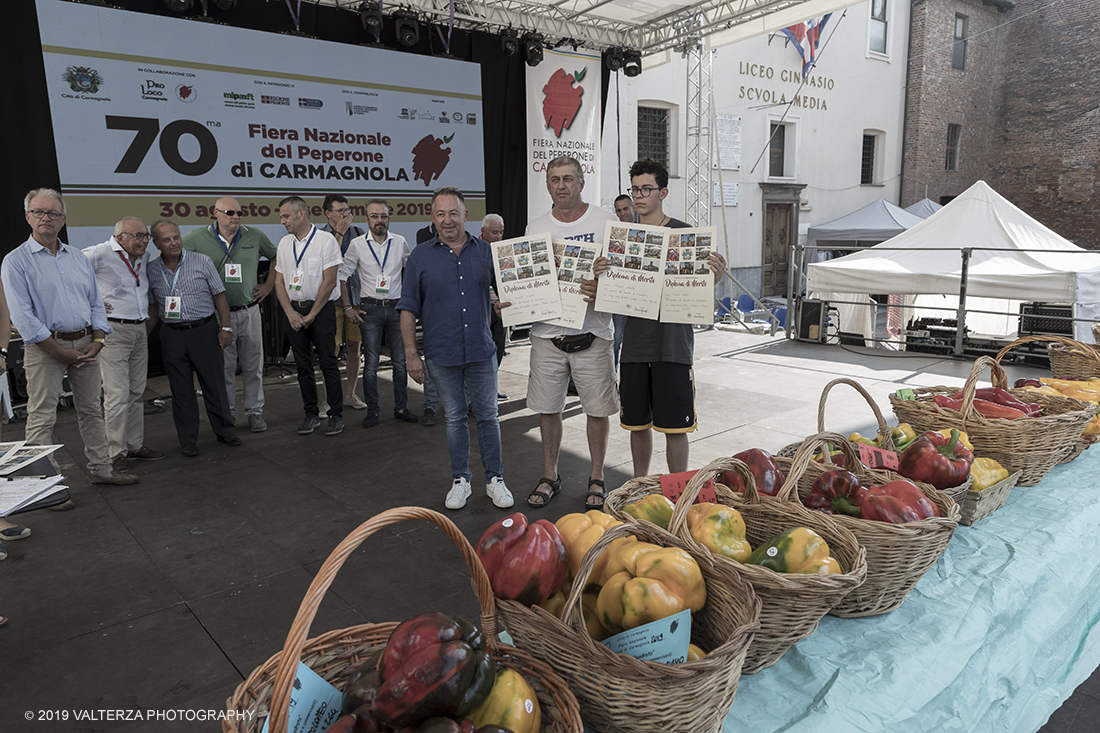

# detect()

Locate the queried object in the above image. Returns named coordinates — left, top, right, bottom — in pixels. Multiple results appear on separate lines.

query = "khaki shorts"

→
left=527, top=335, right=619, bottom=417
left=334, top=304, right=362, bottom=344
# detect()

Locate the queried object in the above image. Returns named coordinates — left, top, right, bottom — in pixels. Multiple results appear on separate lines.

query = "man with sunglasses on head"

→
left=2, top=188, right=137, bottom=487
left=182, top=196, right=277, bottom=433
left=84, top=217, right=163, bottom=474
left=321, top=194, right=368, bottom=414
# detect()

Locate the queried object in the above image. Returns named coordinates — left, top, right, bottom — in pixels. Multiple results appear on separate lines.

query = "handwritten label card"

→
left=260, top=662, right=343, bottom=733
left=660, top=470, right=718, bottom=505
left=493, top=233, right=563, bottom=327
left=594, top=221, right=668, bottom=320
left=659, top=227, right=717, bottom=325
left=543, top=237, right=596, bottom=330
left=857, top=443, right=900, bottom=471
left=601, top=609, right=692, bottom=665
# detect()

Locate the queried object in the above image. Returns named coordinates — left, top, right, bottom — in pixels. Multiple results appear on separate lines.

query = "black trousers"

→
left=160, top=318, right=235, bottom=445
left=286, top=300, right=343, bottom=418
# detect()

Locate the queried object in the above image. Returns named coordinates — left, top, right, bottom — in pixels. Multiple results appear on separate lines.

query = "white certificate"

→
left=593, top=221, right=668, bottom=321
left=493, top=233, right=563, bottom=327
left=542, top=238, right=598, bottom=330
left=660, top=227, right=717, bottom=324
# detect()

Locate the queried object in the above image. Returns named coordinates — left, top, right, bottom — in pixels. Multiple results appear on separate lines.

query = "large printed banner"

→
left=35, top=0, right=485, bottom=247
left=526, top=48, right=601, bottom=222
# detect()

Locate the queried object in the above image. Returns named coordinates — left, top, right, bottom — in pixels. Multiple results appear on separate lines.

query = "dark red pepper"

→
left=896, top=429, right=974, bottom=490
left=803, top=469, right=867, bottom=516
left=475, top=512, right=569, bottom=606
left=951, top=388, right=1041, bottom=416
left=932, top=394, right=1027, bottom=419
left=860, top=480, right=941, bottom=523
left=723, top=448, right=785, bottom=496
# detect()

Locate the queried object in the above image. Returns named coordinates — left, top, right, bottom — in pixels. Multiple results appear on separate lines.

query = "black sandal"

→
left=527, top=476, right=561, bottom=508
left=585, top=479, right=606, bottom=510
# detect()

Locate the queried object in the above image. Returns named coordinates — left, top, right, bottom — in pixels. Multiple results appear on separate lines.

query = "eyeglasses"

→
left=28, top=209, right=64, bottom=221
left=329, top=208, right=352, bottom=217
left=215, top=208, right=244, bottom=217
left=121, top=232, right=150, bottom=242
left=629, top=186, right=662, bottom=198
left=367, top=214, right=390, bottom=221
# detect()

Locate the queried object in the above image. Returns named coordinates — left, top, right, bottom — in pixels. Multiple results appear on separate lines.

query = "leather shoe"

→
left=217, top=435, right=242, bottom=446
left=182, top=444, right=199, bottom=457
left=394, top=409, right=419, bottom=423
left=362, top=413, right=379, bottom=428
left=91, top=471, right=140, bottom=485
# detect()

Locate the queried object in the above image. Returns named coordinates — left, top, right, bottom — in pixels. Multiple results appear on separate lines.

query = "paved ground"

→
left=0, top=328, right=1096, bottom=732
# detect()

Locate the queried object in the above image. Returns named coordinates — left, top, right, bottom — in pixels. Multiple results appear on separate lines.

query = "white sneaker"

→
left=486, top=476, right=515, bottom=509
left=344, top=393, right=368, bottom=410
left=445, top=477, right=472, bottom=510
left=318, top=402, right=329, bottom=417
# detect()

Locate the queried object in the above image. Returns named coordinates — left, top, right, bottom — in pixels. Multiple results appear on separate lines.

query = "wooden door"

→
left=763, top=203, right=791, bottom=297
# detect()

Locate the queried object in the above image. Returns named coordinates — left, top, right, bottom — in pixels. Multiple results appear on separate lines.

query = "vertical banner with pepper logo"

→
left=526, top=48, right=602, bottom=222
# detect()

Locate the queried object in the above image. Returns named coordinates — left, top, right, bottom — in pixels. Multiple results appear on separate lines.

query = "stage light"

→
left=359, top=2, right=383, bottom=35
left=604, top=48, right=624, bottom=72
left=500, top=28, right=519, bottom=57
left=523, top=33, right=544, bottom=67
left=393, top=10, right=419, bottom=47
left=163, top=0, right=193, bottom=12
left=623, top=49, right=642, bottom=77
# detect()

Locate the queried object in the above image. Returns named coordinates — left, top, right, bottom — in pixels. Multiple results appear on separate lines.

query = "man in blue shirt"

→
left=147, top=219, right=239, bottom=457
left=2, top=188, right=137, bottom=486
left=398, top=187, right=513, bottom=510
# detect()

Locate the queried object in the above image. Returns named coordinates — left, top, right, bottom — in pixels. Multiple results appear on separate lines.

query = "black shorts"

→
left=619, top=361, right=696, bottom=433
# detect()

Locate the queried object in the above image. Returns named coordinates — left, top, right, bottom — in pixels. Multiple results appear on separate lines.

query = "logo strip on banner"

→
left=526, top=48, right=601, bottom=223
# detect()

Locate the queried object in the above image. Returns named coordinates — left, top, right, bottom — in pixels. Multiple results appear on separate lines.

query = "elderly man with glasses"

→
left=182, top=196, right=277, bottom=433
left=83, top=217, right=164, bottom=473
left=1, top=188, right=137, bottom=487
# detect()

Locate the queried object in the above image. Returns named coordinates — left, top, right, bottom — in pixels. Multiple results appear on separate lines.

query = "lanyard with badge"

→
left=213, top=224, right=243, bottom=283
left=160, top=249, right=187, bottom=319
left=116, top=250, right=142, bottom=287
left=290, top=227, right=316, bottom=293
left=366, top=237, right=391, bottom=295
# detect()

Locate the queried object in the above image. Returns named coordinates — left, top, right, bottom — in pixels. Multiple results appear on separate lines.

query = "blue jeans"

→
left=426, top=358, right=502, bottom=483
left=612, top=313, right=627, bottom=369
left=423, top=367, right=439, bottom=412
left=358, top=302, right=408, bottom=414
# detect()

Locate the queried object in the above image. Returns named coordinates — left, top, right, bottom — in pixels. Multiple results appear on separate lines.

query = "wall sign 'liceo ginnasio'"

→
left=35, top=0, right=485, bottom=247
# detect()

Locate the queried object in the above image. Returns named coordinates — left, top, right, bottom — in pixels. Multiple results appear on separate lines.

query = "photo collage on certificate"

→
left=540, top=238, right=598, bottom=330
left=492, top=234, right=563, bottom=327
left=595, top=221, right=670, bottom=320
left=664, top=230, right=713, bottom=275
left=659, top=226, right=719, bottom=324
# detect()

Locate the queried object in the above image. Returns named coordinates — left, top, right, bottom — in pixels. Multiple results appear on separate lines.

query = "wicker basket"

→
left=889, top=355, right=1095, bottom=486
left=776, top=433, right=960, bottom=618
left=223, top=507, right=582, bottom=733
left=496, top=521, right=761, bottom=733
left=993, top=333, right=1100, bottom=380
left=666, top=457, right=867, bottom=674
left=960, top=471, right=1021, bottom=526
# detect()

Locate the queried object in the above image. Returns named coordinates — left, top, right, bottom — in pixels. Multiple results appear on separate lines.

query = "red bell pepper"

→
left=803, top=469, right=866, bottom=516
left=860, top=480, right=941, bottom=523
left=723, top=448, right=785, bottom=496
left=896, top=429, right=974, bottom=490
left=951, top=387, right=1041, bottom=416
left=475, top=512, right=568, bottom=606
left=932, top=394, right=1027, bottom=419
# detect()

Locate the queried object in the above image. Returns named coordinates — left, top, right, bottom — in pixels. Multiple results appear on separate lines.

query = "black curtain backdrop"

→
left=2, top=0, right=616, bottom=250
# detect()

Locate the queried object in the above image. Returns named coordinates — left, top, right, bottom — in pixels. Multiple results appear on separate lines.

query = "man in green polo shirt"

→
left=182, top=196, right=277, bottom=433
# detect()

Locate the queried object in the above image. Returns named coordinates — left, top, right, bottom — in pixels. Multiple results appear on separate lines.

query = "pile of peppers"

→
left=804, top=469, right=941, bottom=523
left=932, top=387, right=1041, bottom=420
left=896, top=428, right=975, bottom=490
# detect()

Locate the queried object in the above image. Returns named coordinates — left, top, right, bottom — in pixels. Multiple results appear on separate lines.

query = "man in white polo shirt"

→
left=273, top=196, right=345, bottom=437
left=84, top=217, right=163, bottom=473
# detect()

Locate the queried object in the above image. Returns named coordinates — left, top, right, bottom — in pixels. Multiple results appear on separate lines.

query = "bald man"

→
left=182, top=196, right=278, bottom=433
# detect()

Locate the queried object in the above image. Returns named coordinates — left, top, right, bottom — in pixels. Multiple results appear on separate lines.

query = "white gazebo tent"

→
left=806, top=181, right=1100, bottom=345
left=904, top=198, right=943, bottom=219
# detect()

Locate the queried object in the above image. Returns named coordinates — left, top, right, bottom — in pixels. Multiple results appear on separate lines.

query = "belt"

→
left=52, top=326, right=92, bottom=341
left=362, top=297, right=398, bottom=307
left=108, top=318, right=145, bottom=325
left=290, top=300, right=315, bottom=312
left=164, top=314, right=215, bottom=331
left=229, top=300, right=258, bottom=312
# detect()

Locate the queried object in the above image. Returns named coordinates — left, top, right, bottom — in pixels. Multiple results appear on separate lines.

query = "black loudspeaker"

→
left=797, top=300, right=825, bottom=342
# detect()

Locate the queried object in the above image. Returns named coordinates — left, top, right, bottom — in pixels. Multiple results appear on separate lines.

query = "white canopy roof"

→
left=904, top=198, right=943, bottom=219
left=807, top=198, right=925, bottom=245
left=807, top=181, right=1100, bottom=303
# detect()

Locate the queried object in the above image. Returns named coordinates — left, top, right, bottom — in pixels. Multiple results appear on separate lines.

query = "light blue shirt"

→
left=83, top=237, right=153, bottom=322
left=2, top=235, right=112, bottom=344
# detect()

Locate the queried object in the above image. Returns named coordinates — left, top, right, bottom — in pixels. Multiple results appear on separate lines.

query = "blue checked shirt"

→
left=147, top=250, right=226, bottom=322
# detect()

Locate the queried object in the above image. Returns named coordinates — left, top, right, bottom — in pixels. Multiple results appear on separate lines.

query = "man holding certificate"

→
left=524, top=155, right=619, bottom=510
left=585, top=158, right=727, bottom=478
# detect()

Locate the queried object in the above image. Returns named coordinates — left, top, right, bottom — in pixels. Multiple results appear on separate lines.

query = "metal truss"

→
left=685, top=35, right=712, bottom=227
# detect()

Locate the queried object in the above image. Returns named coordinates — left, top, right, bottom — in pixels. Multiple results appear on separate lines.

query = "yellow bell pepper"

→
left=934, top=428, right=974, bottom=451
left=1041, top=377, right=1100, bottom=390
left=1059, top=388, right=1100, bottom=404
left=970, top=457, right=1010, bottom=491
left=848, top=431, right=878, bottom=447
left=745, top=527, right=841, bottom=575
left=539, top=589, right=609, bottom=641
left=686, top=643, right=707, bottom=661
left=685, top=503, right=752, bottom=562
left=1084, top=414, right=1100, bottom=437
left=555, top=511, right=636, bottom=589
left=1022, top=385, right=1065, bottom=397
left=595, top=542, right=707, bottom=633
left=468, top=668, right=542, bottom=733
left=621, top=494, right=676, bottom=529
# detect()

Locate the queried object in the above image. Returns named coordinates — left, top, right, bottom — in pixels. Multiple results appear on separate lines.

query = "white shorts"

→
left=527, top=335, right=620, bottom=417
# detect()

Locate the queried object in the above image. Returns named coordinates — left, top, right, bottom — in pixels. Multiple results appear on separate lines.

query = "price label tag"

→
left=601, top=609, right=692, bottom=665
left=857, top=443, right=899, bottom=471
left=260, top=662, right=342, bottom=733
left=660, top=470, right=718, bottom=505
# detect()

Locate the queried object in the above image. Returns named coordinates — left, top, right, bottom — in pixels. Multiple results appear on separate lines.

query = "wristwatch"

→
left=221, top=327, right=233, bottom=332
left=0, top=347, right=7, bottom=356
